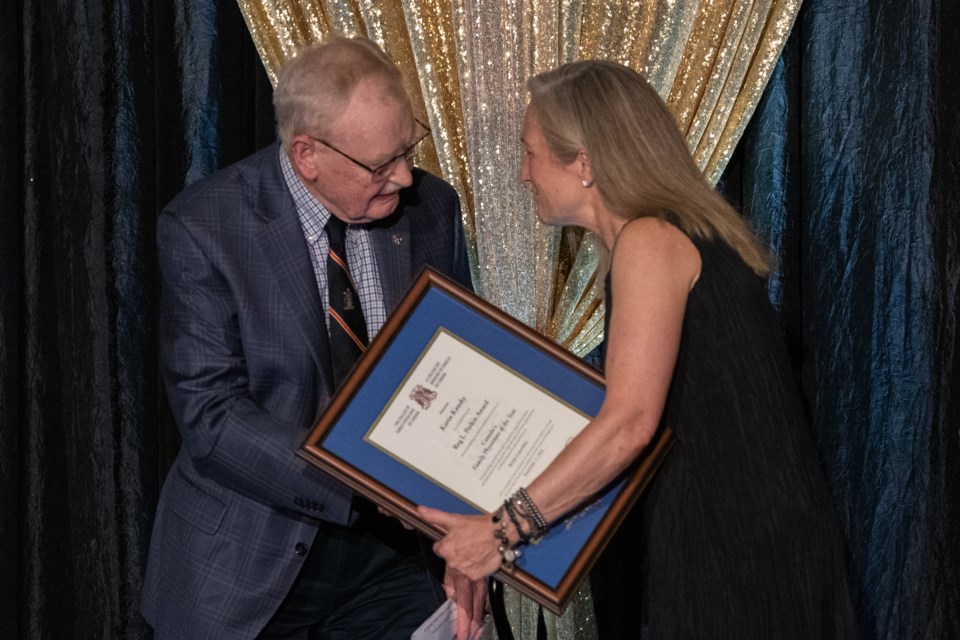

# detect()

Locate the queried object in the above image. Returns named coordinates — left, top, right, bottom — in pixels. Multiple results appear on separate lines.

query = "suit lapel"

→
left=255, top=146, right=335, bottom=391
left=252, top=144, right=416, bottom=387
left=370, top=214, right=412, bottom=315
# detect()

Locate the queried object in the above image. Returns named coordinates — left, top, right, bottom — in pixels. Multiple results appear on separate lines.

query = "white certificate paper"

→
left=364, top=328, right=590, bottom=511
left=410, top=599, right=456, bottom=640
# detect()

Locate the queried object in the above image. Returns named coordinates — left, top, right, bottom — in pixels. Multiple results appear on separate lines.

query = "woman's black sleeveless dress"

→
left=590, top=236, right=857, bottom=639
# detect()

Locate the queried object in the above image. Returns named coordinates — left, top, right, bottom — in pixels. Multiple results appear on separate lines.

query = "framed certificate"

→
left=300, top=267, right=672, bottom=614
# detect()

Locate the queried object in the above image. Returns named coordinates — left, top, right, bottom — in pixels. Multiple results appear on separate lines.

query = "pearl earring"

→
left=581, top=180, right=591, bottom=188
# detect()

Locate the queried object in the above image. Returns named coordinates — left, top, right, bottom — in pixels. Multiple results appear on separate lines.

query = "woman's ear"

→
left=578, top=149, right=593, bottom=188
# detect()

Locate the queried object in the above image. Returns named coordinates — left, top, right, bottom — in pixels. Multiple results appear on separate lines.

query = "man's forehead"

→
left=329, top=99, right=414, bottom=143
left=344, top=74, right=407, bottom=108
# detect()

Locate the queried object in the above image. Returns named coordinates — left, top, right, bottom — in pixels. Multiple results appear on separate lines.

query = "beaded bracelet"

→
left=491, top=508, right=521, bottom=570
left=502, top=498, right=532, bottom=545
left=513, top=487, right=549, bottom=541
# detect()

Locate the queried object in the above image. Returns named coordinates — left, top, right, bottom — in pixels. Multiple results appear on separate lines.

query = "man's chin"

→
left=362, top=192, right=401, bottom=221
left=336, top=192, right=401, bottom=224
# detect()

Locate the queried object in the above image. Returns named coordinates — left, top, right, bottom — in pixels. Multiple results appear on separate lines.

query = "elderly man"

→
left=142, top=37, right=482, bottom=639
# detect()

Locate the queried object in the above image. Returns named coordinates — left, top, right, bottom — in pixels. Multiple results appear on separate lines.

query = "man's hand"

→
left=443, top=567, right=488, bottom=640
left=376, top=505, right=415, bottom=529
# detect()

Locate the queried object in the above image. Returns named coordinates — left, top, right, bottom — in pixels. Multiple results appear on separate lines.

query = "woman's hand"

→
left=418, top=506, right=503, bottom=581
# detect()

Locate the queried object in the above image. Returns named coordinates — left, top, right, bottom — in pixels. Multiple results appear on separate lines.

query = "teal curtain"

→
left=725, top=2, right=960, bottom=637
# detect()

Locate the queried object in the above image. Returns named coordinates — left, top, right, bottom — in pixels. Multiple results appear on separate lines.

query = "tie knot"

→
left=325, top=215, right=347, bottom=246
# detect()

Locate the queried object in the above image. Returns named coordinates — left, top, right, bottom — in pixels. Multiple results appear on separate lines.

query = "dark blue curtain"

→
left=0, top=0, right=22, bottom=633
left=0, top=1, right=956, bottom=639
left=0, top=1, right=273, bottom=638
left=725, top=1, right=960, bottom=638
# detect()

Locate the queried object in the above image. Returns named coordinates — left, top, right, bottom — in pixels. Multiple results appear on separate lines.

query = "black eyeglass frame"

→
left=309, top=118, right=432, bottom=183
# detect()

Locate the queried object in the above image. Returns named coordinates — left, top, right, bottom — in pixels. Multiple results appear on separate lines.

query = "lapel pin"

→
left=392, top=233, right=404, bottom=245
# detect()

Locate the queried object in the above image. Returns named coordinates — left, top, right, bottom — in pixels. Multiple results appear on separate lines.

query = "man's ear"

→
left=290, top=136, right=320, bottom=181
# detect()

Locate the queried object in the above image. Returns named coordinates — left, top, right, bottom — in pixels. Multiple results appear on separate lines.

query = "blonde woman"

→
left=420, top=61, right=857, bottom=639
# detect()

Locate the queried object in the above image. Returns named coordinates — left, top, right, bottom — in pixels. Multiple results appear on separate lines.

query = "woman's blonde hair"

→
left=527, top=60, right=771, bottom=276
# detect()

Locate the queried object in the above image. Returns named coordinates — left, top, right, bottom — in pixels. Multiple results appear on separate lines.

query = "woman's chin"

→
left=535, top=209, right=555, bottom=226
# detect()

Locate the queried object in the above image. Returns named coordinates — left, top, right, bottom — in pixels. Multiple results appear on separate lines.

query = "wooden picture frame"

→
left=300, top=267, right=672, bottom=613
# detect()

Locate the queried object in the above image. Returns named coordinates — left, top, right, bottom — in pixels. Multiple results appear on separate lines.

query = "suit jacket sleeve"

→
left=157, top=160, right=473, bottom=526
left=157, top=189, right=355, bottom=524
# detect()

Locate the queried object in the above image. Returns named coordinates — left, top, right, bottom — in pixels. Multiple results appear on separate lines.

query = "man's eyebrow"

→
left=373, top=123, right=420, bottom=162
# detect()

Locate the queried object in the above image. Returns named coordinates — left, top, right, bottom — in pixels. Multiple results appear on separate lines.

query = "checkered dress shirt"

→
left=280, top=148, right=388, bottom=338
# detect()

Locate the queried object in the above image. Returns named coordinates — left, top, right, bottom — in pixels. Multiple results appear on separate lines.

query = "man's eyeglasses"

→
left=310, top=119, right=432, bottom=183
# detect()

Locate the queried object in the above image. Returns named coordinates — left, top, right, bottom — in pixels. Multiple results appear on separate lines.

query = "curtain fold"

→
left=0, top=2, right=22, bottom=638
left=799, top=4, right=936, bottom=637
left=2, top=1, right=275, bottom=638
left=175, top=0, right=223, bottom=182
left=928, top=4, right=960, bottom=638
left=727, top=2, right=960, bottom=636
left=18, top=1, right=157, bottom=637
left=234, top=0, right=800, bottom=355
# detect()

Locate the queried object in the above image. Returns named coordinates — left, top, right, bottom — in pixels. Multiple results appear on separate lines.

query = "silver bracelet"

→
left=513, top=487, right=549, bottom=541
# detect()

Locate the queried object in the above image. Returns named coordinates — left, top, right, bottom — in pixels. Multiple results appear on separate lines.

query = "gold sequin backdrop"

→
left=236, top=0, right=801, bottom=356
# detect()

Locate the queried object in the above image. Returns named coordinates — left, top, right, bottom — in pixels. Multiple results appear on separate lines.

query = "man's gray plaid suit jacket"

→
left=141, top=143, right=472, bottom=639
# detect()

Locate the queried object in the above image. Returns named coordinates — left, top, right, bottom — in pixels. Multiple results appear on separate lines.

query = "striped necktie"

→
left=325, top=216, right=368, bottom=387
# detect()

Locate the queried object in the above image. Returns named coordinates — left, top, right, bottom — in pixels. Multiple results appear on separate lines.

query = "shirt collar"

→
left=280, top=146, right=332, bottom=232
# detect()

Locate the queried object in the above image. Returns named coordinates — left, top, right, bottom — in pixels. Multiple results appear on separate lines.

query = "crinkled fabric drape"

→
left=726, top=1, right=960, bottom=637
left=13, top=0, right=158, bottom=636
left=797, top=3, right=959, bottom=636
left=1, top=1, right=274, bottom=638
left=0, top=0, right=22, bottom=635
